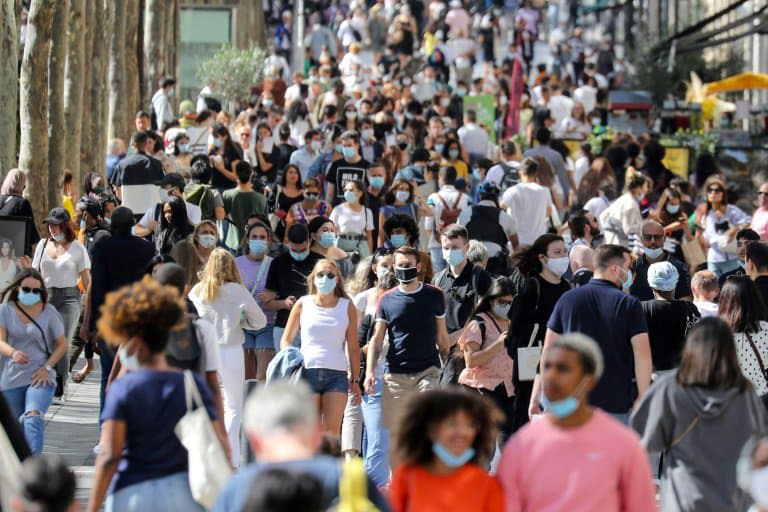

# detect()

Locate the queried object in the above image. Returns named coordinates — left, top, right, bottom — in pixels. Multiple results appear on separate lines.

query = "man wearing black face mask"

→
left=364, top=246, right=451, bottom=430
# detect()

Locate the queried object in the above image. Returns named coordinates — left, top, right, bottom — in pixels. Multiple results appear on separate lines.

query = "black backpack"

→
left=166, top=316, right=204, bottom=373
left=439, top=316, right=486, bottom=387
left=497, top=161, right=520, bottom=190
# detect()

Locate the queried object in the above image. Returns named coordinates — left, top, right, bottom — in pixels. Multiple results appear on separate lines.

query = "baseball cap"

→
left=43, top=207, right=71, bottom=225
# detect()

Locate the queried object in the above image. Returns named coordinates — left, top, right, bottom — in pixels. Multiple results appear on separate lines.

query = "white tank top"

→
left=299, top=295, right=350, bottom=371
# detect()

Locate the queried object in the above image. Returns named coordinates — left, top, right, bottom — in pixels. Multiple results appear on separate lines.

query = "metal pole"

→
left=291, top=0, right=306, bottom=74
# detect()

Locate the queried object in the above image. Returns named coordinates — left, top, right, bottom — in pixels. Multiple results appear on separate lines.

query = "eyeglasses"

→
left=316, top=271, right=336, bottom=279
left=642, top=234, right=665, bottom=241
left=707, top=187, right=724, bottom=194
left=20, top=286, right=43, bottom=295
left=758, top=192, right=768, bottom=196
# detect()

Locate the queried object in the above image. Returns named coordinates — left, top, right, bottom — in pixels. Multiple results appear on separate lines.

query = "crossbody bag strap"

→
left=15, top=303, right=50, bottom=358
left=250, top=256, right=273, bottom=296
left=744, top=331, right=768, bottom=384
left=669, top=415, right=700, bottom=449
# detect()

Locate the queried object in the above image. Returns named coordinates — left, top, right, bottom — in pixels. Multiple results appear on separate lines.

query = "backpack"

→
left=183, top=183, right=215, bottom=221
left=497, top=161, right=520, bottom=190
left=166, top=316, right=204, bottom=374
left=435, top=192, right=463, bottom=237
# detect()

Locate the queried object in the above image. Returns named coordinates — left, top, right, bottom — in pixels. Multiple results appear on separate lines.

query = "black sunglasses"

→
left=376, top=247, right=395, bottom=255
left=20, top=286, right=43, bottom=295
left=642, top=234, right=665, bottom=241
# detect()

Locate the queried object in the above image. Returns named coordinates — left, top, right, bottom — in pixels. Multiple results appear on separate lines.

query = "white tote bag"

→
left=0, top=425, right=22, bottom=512
left=517, top=323, right=542, bottom=382
left=175, top=370, right=232, bottom=509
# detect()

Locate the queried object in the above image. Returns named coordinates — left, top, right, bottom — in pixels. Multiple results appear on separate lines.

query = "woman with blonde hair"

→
left=189, top=248, right=266, bottom=466
left=191, top=220, right=221, bottom=267
left=280, top=259, right=361, bottom=434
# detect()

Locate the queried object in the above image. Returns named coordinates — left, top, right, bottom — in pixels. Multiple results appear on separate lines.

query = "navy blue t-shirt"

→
left=101, top=369, right=217, bottom=493
left=376, top=283, right=446, bottom=373
left=547, top=279, right=648, bottom=413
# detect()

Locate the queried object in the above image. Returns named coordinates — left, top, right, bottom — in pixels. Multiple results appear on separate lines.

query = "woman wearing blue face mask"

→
left=440, top=140, right=469, bottom=180
left=652, top=187, right=693, bottom=263
left=191, top=220, right=223, bottom=269
left=330, top=180, right=374, bottom=257
left=25, top=208, right=90, bottom=402
left=208, top=123, right=242, bottom=193
left=236, top=221, right=276, bottom=381
left=171, top=133, right=192, bottom=176
left=378, top=179, right=420, bottom=249
left=0, top=269, right=67, bottom=455
left=389, top=389, right=502, bottom=511
left=280, top=259, right=361, bottom=435
left=308, top=216, right=353, bottom=277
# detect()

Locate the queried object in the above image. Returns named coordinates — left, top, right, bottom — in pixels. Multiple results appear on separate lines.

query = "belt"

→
left=339, top=233, right=365, bottom=241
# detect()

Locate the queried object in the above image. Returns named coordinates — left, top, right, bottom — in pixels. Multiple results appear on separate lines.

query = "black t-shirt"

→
left=274, top=143, right=297, bottom=173
left=432, top=263, right=492, bottom=334
left=365, top=188, right=385, bottom=251
left=265, top=251, right=323, bottom=327
left=641, top=299, right=700, bottom=371
left=630, top=254, right=692, bottom=301
left=209, top=143, right=244, bottom=190
left=509, top=274, right=572, bottom=351
left=325, top=158, right=370, bottom=205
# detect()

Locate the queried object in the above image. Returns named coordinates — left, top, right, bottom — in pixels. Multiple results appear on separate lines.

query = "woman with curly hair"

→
left=189, top=248, right=266, bottom=466
left=87, top=277, right=228, bottom=512
left=389, top=389, right=503, bottom=512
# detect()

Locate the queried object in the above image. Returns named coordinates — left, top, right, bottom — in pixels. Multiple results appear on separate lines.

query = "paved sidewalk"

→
left=44, top=359, right=101, bottom=508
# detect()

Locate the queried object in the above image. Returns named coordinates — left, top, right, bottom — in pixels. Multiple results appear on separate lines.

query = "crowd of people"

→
left=2, top=0, right=768, bottom=510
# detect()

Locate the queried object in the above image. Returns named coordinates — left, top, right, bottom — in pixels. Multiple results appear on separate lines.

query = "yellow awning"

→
left=704, top=72, right=768, bottom=95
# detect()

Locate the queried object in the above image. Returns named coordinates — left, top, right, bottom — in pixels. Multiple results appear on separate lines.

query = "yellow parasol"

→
left=704, top=72, right=768, bottom=96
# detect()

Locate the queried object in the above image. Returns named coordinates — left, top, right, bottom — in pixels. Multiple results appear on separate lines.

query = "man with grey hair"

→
left=466, top=239, right=488, bottom=269
left=213, top=381, right=389, bottom=512
left=630, top=219, right=692, bottom=301
left=497, top=333, right=656, bottom=511
left=641, top=261, right=701, bottom=374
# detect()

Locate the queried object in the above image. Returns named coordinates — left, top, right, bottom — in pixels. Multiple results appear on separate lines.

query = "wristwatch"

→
left=44, top=364, right=53, bottom=372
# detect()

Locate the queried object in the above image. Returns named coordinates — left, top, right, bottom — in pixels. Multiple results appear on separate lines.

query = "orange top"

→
left=389, top=463, right=504, bottom=512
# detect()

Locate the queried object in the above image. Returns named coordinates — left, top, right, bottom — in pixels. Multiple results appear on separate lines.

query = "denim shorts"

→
left=243, top=326, right=274, bottom=350
left=303, top=368, right=349, bottom=394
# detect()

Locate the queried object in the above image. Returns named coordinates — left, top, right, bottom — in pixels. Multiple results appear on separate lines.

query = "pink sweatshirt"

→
left=496, top=409, right=657, bottom=512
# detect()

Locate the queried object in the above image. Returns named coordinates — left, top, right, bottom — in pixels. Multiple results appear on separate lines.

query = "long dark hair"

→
left=393, top=389, right=498, bottom=468
left=719, top=276, right=768, bottom=334
left=160, top=196, right=191, bottom=233
left=1, top=268, right=48, bottom=305
left=470, top=277, right=514, bottom=318
left=279, top=164, right=303, bottom=189
left=212, top=123, right=241, bottom=158
left=677, top=317, right=751, bottom=392
left=512, top=234, right=564, bottom=277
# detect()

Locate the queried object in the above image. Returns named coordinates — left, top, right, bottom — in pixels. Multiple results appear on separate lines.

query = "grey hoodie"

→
left=631, top=372, right=768, bottom=512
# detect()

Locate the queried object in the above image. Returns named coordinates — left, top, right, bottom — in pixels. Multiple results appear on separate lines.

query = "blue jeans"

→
left=49, top=287, right=82, bottom=394
left=3, top=384, right=56, bottom=455
left=272, top=326, right=301, bottom=351
left=361, top=378, right=390, bottom=487
left=244, top=326, right=274, bottom=350
left=430, top=246, right=447, bottom=274
left=106, top=472, right=203, bottom=512
left=303, top=368, right=349, bottom=394
left=98, top=339, right=115, bottom=420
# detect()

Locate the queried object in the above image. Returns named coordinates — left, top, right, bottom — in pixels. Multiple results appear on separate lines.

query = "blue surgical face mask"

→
left=342, top=146, right=357, bottom=159
left=395, top=190, right=410, bottom=203
left=213, top=138, right=223, bottom=149
left=290, top=249, right=309, bottom=261
left=666, top=204, right=680, bottom=214
left=442, top=248, right=465, bottom=267
left=248, top=239, right=268, bottom=257
left=198, top=234, right=217, bottom=249
left=369, top=176, right=385, bottom=189
left=344, top=190, right=358, bottom=203
left=51, top=232, right=64, bottom=242
left=390, top=234, right=407, bottom=248
left=621, top=268, right=633, bottom=289
left=18, top=291, right=41, bottom=306
left=79, top=217, right=87, bottom=231
left=179, top=143, right=190, bottom=153
left=335, top=143, right=345, bottom=154
left=432, top=442, right=475, bottom=468
left=376, top=266, right=390, bottom=281
left=472, top=168, right=483, bottom=180
left=314, top=274, right=337, bottom=295
left=435, top=143, right=445, bottom=154
left=540, top=378, right=587, bottom=419
left=319, top=232, right=337, bottom=248
left=643, top=246, right=663, bottom=260
left=449, top=149, right=459, bottom=160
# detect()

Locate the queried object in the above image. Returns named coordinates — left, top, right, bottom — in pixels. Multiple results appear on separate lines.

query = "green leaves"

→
left=197, top=44, right=266, bottom=112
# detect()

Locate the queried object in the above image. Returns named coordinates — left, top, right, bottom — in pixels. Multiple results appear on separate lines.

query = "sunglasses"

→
left=376, top=247, right=395, bottom=255
left=642, top=234, right=664, bottom=241
left=316, top=271, right=336, bottom=279
left=20, top=286, right=43, bottom=295
left=707, top=187, right=724, bottom=193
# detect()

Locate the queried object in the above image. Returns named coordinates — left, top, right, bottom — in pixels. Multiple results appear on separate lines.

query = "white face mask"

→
left=546, top=256, right=570, bottom=277
left=751, top=466, right=768, bottom=508
left=118, top=342, right=141, bottom=372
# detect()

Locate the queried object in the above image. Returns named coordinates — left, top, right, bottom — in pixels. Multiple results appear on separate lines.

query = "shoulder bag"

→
left=744, top=331, right=768, bottom=390
left=175, top=370, right=232, bottom=509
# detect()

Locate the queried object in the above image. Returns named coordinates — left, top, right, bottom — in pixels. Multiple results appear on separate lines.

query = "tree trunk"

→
left=125, top=0, right=141, bottom=136
left=143, top=0, right=162, bottom=108
left=164, top=0, right=179, bottom=113
left=63, top=0, right=85, bottom=186
left=253, top=0, right=267, bottom=47
left=47, top=0, right=68, bottom=209
left=19, top=0, right=56, bottom=231
left=90, top=0, right=112, bottom=174
left=78, top=0, right=94, bottom=179
left=0, top=0, right=19, bottom=176
left=107, top=0, right=127, bottom=142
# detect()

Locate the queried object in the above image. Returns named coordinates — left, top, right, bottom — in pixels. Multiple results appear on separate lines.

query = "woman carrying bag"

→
left=87, top=278, right=228, bottom=512
left=330, top=179, right=374, bottom=257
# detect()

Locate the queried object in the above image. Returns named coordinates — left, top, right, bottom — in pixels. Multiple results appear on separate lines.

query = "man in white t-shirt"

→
left=457, top=109, right=489, bottom=163
left=573, top=76, right=599, bottom=115
left=486, top=140, right=520, bottom=188
left=133, top=173, right=202, bottom=238
left=426, top=166, right=472, bottom=273
left=547, top=83, right=574, bottom=133
left=500, top=157, right=553, bottom=246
